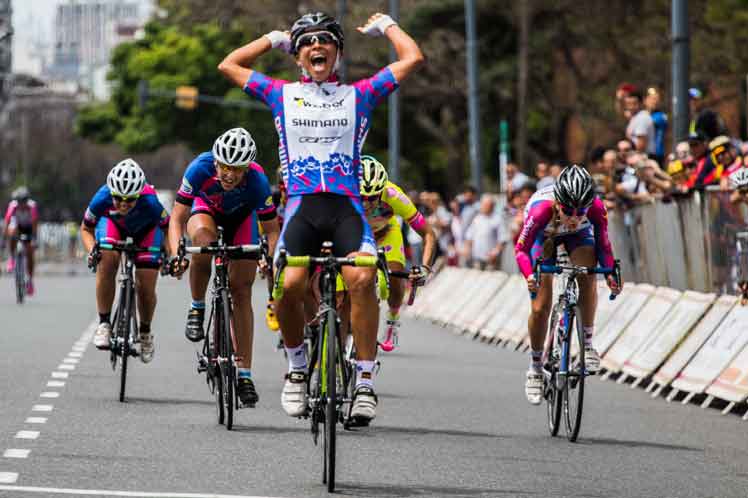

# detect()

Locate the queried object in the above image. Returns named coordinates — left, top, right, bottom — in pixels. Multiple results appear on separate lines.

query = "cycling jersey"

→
left=364, top=181, right=425, bottom=235
left=84, top=185, right=169, bottom=235
left=243, top=69, right=399, bottom=198
left=176, top=152, right=277, bottom=221
left=515, top=185, right=614, bottom=278
left=4, top=199, right=39, bottom=228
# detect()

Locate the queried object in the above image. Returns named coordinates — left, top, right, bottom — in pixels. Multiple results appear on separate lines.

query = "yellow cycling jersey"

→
left=364, top=181, right=425, bottom=234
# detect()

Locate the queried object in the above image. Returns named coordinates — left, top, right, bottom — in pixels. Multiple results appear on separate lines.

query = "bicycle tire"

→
left=15, top=252, right=25, bottom=304
left=208, top=308, right=224, bottom=425
left=545, top=305, right=562, bottom=437
left=563, top=306, right=585, bottom=442
left=220, top=289, right=235, bottom=431
left=324, top=307, right=338, bottom=492
left=118, top=282, right=133, bottom=403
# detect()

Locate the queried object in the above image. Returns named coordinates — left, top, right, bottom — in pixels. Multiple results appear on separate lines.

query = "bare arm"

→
left=217, top=36, right=273, bottom=88
left=415, top=219, right=437, bottom=268
left=167, top=202, right=191, bottom=257
left=80, top=222, right=96, bottom=254
left=260, top=217, right=280, bottom=257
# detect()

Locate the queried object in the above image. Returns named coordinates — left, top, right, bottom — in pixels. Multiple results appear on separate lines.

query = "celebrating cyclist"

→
left=168, top=127, right=279, bottom=408
left=218, top=10, right=424, bottom=422
left=80, top=160, right=170, bottom=363
left=4, top=186, right=39, bottom=295
left=515, top=165, right=621, bottom=405
left=359, top=155, right=436, bottom=351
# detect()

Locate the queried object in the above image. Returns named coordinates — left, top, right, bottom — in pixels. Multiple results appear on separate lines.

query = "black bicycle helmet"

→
left=290, top=12, right=344, bottom=54
left=554, top=164, right=596, bottom=208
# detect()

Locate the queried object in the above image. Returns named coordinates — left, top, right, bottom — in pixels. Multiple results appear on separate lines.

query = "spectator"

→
left=447, top=199, right=462, bottom=266
left=624, top=89, right=656, bottom=157
left=549, top=163, right=563, bottom=181
left=463, top=194, right=507, bottom=270
left=535, top=161, right=554, bottom=189
left=666, top=141, right=696, bottom=190
left=645, top=87, right=668, bottom=165
left=689, top=87, right=728, bottom=141
left=614, top=152, right=654, bottom=207
left=686, top=133, right=725, bottom=191
left=506, top=162, right=530, bottom=197
left=424, top=192, right=452, bottom=259
left=456, top=184, right=480, bottom=240
left=615, top=82, right=638, bottom=118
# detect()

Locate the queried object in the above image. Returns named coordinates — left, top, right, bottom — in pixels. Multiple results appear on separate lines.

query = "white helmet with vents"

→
left=730, top=168, right=748, bottom=190
left=212, top=127, right=257, bottom=167
left=107, top=158, right=146, bottom=197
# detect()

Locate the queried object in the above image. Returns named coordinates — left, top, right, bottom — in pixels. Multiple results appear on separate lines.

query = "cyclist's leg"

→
left=184, top=203, right=217, bottom=341
left=566, top=229, right=599, bottom=371
left=378, top=217, right=406, bottom=350
left=525, top=236, right=554, bottom=405
left=93, top=218, right=120, bottom=348
left=133, top=224, right=163, bottom=362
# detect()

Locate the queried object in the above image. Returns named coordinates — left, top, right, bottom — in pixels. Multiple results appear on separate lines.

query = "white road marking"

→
left=14, top=431, right=39, bottom=440
left=31, top=405, right=53, bottom=412
left=0, top=485, right=287, bottom=497
left=0, top=473, right=18, bottom=484
left=62, top=358, right=79, bottom=364
left=51, top=372, right=69, bottom=379
left=46, top=381, right=65, bottom=388
left=39, top=392, right=60, bottom=399
left=58, top=364, right=75, bottom=371
left=68, top=351, right=83, bottom=358
left=25, top=418, right=46, bottom=424
left=3, top=449, right=30, bottom=458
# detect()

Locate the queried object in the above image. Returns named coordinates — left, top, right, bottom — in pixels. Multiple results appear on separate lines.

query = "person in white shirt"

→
left=463, top=194, right=507, bottom=270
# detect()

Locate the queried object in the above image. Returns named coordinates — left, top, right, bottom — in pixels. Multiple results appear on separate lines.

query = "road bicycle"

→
left=532, top=258, right=620, bottom=442
left=188, top=228, right=268, bottom=430
left=12, top=233, right=32, bottom=304
left=90, top=238, right=162, bottom=402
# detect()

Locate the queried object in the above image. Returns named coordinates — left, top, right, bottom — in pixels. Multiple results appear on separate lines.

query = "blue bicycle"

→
left=532, top=259, right=620, bottom=442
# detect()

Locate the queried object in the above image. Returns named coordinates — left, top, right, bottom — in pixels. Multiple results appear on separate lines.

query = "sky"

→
left=11, top=0, right=153, bottom=75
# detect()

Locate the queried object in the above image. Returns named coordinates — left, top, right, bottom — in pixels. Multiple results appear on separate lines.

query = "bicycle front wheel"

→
left=220, top=290, right=235, bottom=431
left=118, top=283, right=133, bottom=403
left=563, top=306, right=585, bottom=442
left=545, top=305, right=562, bottom=437
left=323, top=308, right=338, bottom=492
left=14, top=252, right=25, bottom=304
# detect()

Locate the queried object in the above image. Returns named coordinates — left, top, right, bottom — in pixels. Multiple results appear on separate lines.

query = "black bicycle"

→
left=90, top=238, right=162, bottom=402
left=186, top=227, right=267, bottom=430
left=13, top=233, right=32, bottom=304
left=273, top=241, right=382, bottom=493
left=532, top=258, right=620, bottom=442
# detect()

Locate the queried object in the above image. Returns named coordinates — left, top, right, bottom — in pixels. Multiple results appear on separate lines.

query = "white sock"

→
left=285, top=344, right=307, bottom=372
left=355, top=360, right=376, bottom=388
left=583, top=326, right=594, bottom=346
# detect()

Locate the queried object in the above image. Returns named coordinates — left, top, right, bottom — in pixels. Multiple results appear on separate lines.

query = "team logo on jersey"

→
left=181, top=179, right=193, bottom=195
left=292, top=118, right=348, bottom=128
left=292, top=97, right=345, bottom=109
left=265, top=196, right=273, bottom=207
left=299, top=136, right=342, bottom=144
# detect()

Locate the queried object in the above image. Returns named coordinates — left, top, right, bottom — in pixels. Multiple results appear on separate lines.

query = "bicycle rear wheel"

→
left=563, top=306, right=585, bottom=442
left=545, top=305, right=562, bottom=436
left=323, top=308, right=338, bottom=492
left=220, top=290, right=235, bottom=430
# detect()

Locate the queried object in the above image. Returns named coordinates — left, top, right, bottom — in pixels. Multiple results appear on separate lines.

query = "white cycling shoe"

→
left=349, top=385, right=378, bottom=425
left=525, top=369, right=544, bottom=405
left=140, top=333, right=154, bottom=363
left=281, top=371, right=308, bottom=417
left=93, top=322, right=112, bottom=350
left=584, top=345, right=601, bottom=374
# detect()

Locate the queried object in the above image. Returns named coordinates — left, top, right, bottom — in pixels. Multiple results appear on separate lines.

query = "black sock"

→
left=139, top=322, right=151, bottom=334
left=99, top=313, right=111, bottom=324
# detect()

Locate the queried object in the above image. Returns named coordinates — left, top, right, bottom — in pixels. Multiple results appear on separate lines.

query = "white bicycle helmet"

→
left=554, top=164, right=596, bottom=208
left=212, top=127, right=257, bottom=167
left=359, top=155, right=388, bottom=196
left=730, top=168, right=748, bottom=190
left=107, top=159, right=146, bottom=197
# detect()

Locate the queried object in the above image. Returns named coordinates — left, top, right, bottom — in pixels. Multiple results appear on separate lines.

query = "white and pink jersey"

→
left=514, top=185, right=614, bottom=278
left=4, top=199, right=39, bottom=228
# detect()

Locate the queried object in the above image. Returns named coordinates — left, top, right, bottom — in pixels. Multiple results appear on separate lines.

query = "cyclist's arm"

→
left=588, top=198, right=615, bottom=269
left=260, top=217, right=280, bottom=257
left=80, top=221, right=96, bottom=254
left=30, top=201, right=39, bottom=236
left=380, top=23, right=424, bottom=84
left=217, top=36, right=272, bottom=88
left=414, top=217, right=437, bottom=268
left=168, top=201, right=190, bottom=257
left=3, top=202, right=14, bottom=235
left=514, top=203, right=552, bottom=278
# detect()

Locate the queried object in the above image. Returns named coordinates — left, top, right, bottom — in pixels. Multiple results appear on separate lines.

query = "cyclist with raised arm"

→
left=515, top=165, right=622, bottom=405
left=168, top=128, right=279, bottom=408
left=4, top=186, right=39, bottom=295
left=80, top=160, right=170, bottom=363
left=359, top=155, right=436, bottom=351
left=218, top=10, right=424, bottom=422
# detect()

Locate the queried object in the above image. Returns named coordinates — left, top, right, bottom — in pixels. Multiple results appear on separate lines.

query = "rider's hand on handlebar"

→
left=526, top=274, right=539, bottom=294
left=606, top=274, right=622, bottom=295
left=409, top=265, right=430, bottom=285
left=168, top=256, right=190, bottom=278
left=87, top=247, right=100, bottom=270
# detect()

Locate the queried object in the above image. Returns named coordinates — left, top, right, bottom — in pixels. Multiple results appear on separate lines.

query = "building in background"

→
left=44, top=0, right=151, bottom=99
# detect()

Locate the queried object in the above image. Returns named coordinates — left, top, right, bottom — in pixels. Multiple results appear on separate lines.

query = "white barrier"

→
left=651, top=295, right=736, bottom=392
left=450, top=272, right=505, bottom=333
left=593, top=284, right=654, bottom=357
left=504, top=288, right=531, bottom=348
left=405, top=266, right=455, bottom=318
left=460, top=272, right=509, bottom=335
left=601, top=286, right=682, bottom=376
left=596, top=279, right=627, bottom=331
left=478, top=275, right=526, bottom=342
left=671, top=302, right=748, bottom=396
left=436, top=269, right=485, bottom=326
left=621, top=291, right=715, bottom=381
left=706, top=344, right=748, bottom=406
left=426, top=268, right=473, bottom=322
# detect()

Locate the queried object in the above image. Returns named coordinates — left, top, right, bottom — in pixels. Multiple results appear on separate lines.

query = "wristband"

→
left=360, top=14, right=397, bottom=37
left=264, top=31, right=291, bottom=52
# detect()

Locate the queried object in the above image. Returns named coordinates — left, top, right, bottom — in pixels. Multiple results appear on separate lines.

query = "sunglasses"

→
left=362, top=194, right=380, bottom=203
left=296, top=31, right=338, bottom=50
left=112, top=194, right=139, bottom=204
left=560, top=205, right=588, bottom=217
left=738, top=189, right=748, bottom=196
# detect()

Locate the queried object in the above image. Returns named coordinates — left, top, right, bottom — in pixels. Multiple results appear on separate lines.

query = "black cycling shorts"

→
left=277, top=193, right=376, bottom=258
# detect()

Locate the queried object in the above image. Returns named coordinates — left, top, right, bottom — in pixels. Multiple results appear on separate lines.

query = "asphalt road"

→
left=0, top=274, right=747, bottom=498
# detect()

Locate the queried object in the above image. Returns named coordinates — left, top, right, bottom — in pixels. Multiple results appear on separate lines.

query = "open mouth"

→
left=310, top=53, right=328, bottom=70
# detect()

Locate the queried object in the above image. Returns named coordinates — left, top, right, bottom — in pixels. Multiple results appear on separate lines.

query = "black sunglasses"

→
left=560, top=205, right=588, bottom=217
left=112, top=194, right=139, bottom=204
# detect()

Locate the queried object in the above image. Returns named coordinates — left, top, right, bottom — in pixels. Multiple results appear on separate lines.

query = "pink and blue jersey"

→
left=83, top=184, right=169, bottom=235
left=4, top=199, right=38, bottom=228
left=515, top=186, right=615, bottom=278
left=175, top=152, right=277, bottom=222
left=243, top=69, right=399, bottom=198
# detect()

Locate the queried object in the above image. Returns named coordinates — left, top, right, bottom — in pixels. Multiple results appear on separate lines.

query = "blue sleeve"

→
left=243, top=72, right=286, bottom=109
left=353, top=67, right=399, bottom=109
left=177, top=152, right=214, bottom=205
left=83, top=185, right=112, bottom=227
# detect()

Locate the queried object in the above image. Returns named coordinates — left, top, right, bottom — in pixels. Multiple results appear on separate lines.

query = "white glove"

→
left=358, top=14, right=397, bottom=37
left=264, top=31, right=292, bottom=52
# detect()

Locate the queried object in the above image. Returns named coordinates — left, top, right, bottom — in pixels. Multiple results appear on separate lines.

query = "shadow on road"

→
left=125, top=397, right=215, bottom=407
left=357, top=425, right=503, bottom=439
left=579, top=437, right=702, bottom=452
left=335, top=482, right=542, bottom=497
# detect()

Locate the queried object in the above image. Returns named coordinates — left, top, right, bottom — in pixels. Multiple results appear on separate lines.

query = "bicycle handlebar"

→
left=389, top=269, right=422, bottom=305
left=184, top=243, right=263, bottom=258
left=530, top=259, right=622, bottom=301
left=283, top=254, right=379, bottom=268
